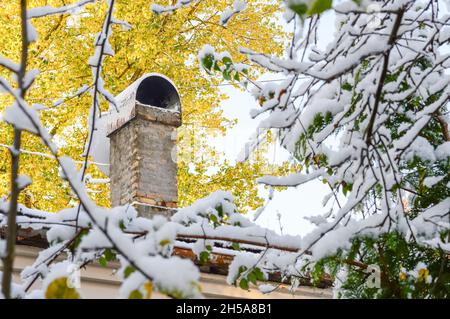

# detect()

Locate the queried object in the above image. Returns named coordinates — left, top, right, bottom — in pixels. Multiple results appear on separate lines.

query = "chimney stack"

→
left=106, top=74, right=181, bottom=218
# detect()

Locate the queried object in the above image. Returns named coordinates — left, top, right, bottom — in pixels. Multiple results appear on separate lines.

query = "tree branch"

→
left=434, top=111, right=450, bottom=141
left=365, top=9, right=404, bottom=145
left=1, top=0, right=28, bottom=299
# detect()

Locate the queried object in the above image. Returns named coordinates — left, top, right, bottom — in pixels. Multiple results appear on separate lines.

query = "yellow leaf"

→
left=144, top=281, right=153, bottom=299
left=418, top=268, right=429, bottom=282
left=399, top=272, right=407, bottom=281
left=159, top=239, right=171, bottom=246
left=0, top=0, right=288, bottom=214
left=128, top=289, right=143, bottom=299
left=45, top=277, right=80, bottom=299
left=128, top=281, right=152, bottom=299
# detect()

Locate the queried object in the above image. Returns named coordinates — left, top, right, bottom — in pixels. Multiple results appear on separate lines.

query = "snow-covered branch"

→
left=200, top=0, right=450, bottom=297
left=28, top=0, right=95, bottom=19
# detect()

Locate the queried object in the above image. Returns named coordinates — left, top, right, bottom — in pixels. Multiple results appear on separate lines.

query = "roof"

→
left=0, top=226, right=333, bottom=289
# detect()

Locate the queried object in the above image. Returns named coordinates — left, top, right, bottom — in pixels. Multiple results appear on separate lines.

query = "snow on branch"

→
left=200, top=0, right=450, bottom=296
left=81, top=0, right=118, bottom=183
left=258, top=168, right=325, bottom=187
left=2, top=0, right=449, bottom=299
left=28, top=0, right=95, bottom=19
left=0, top=56, right=20, bottom=73
left=151, top=0, right=199, bottom=15
left=220, top=0, right=247, bottom=26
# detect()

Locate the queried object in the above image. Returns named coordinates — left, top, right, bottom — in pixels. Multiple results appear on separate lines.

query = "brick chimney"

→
left=106, top=74, right=181, bottom=218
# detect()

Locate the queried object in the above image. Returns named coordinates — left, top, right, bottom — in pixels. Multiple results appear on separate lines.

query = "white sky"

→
left=209, top=10, right=338, bottom=236
left=220, top=0, right=450, bottom=236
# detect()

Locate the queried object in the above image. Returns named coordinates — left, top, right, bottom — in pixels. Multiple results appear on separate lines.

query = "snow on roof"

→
left=115, top=73, right=181, bottom=112
left=91, top=73, right=181, bottom=176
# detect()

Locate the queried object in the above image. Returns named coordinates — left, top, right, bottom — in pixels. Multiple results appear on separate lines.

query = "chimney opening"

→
left=135, top=75, right=180, bottom=110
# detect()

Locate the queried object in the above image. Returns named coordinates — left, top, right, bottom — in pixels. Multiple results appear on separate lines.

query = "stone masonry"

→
left=108, top=103, right=181, bottom=218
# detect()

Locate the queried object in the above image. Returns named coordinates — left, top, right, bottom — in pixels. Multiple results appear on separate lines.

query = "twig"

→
left=1, top=0, right=28, bottom=299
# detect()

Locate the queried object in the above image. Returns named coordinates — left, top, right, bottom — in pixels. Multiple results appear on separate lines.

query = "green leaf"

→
left=342, top=183, right=353, bottom=196
left=231, top=242, right=241, bottom=250
left=69, top=228, right=89, bottom=250
left=222, top=56, right=232, bottom=66
left=201, top=54, right=214, bottom=71
left=223, top=69, right=231, bottom=81
left=342, top=82, right=353, bottom=91
left=307, top=0, right=332, bottom=16
left=239, top=278, right=249, bottom=290
left=98, top=256, right=107, bottom=267
left=199, top=251, right=210, bottom=264
left=124, top=265, right=136, bottom=279
left=343, top=185, right=348, bottom=196
left=128, top=289, right=143, bottom=299
left=305, top=155, right=311, bottom=167
left=254, top=267, right=265, bottom=281
left=248, top=272, right=257, bottom=285
left=238, top=265, right=247, bottom=274
left=104, top=248, right=115, bottom=261
left=216, top=204, right=224, bottom=217
left=209, top=214, right=218, bottom=223
left=289, top=3, right=308, bottom=16
left=206, top=244, right=213, bottom=252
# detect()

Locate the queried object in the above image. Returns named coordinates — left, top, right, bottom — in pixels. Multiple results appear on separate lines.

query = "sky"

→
left=209, top=9, right=338, bottom=236
left=219, top=0, right=450, bottom=236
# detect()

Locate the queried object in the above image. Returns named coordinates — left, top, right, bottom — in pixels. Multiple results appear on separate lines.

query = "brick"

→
left=109, top=102, right=181, bottom=218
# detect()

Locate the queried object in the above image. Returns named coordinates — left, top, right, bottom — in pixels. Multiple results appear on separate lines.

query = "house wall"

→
left=11, top=244, right=332, bottom=299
